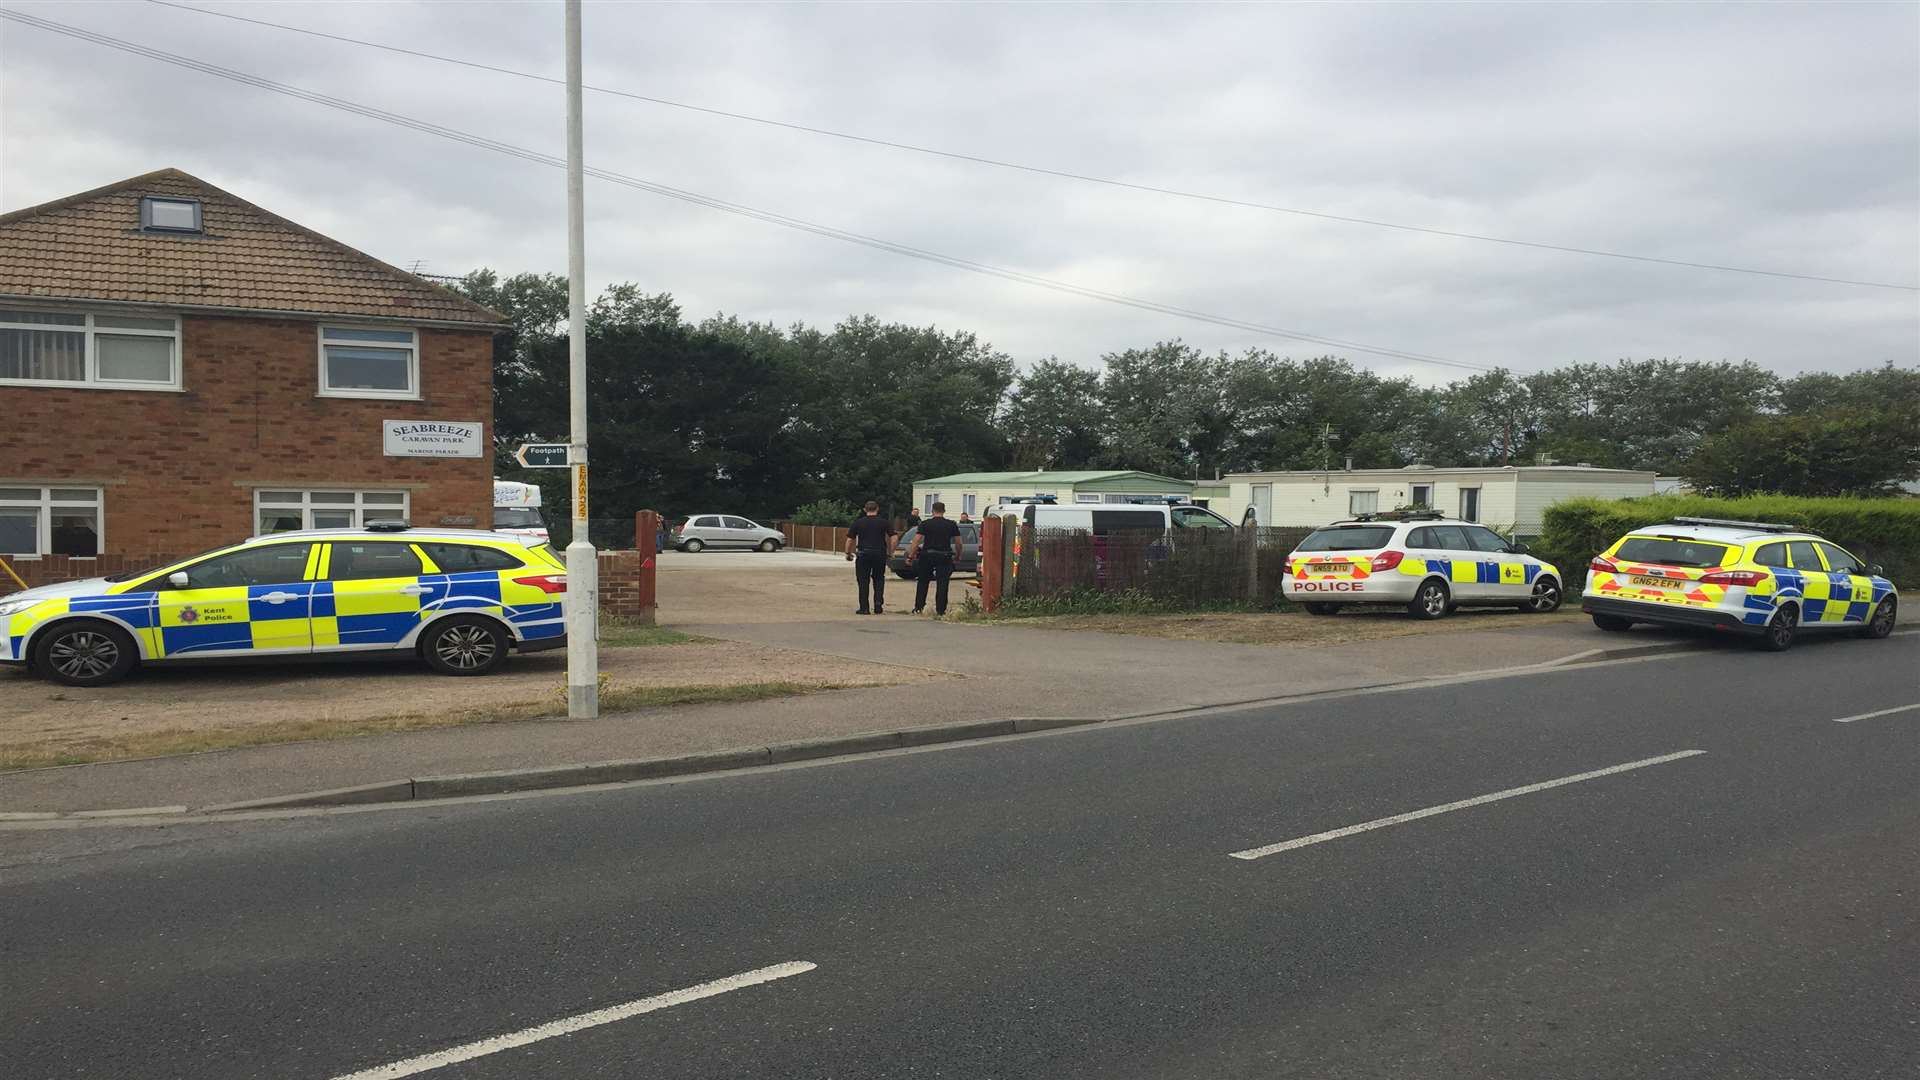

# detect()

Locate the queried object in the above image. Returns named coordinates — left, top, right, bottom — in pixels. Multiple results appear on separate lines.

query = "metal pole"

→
left=563, top=0, right=598, bottom=718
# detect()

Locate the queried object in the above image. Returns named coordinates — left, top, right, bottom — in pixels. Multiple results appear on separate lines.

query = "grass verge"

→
left=599, top=623, right=703, bottom=648
left=0, top=680, right=862, bottom=771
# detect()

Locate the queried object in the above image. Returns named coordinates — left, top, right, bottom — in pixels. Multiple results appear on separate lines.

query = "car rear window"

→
left=421, top=543, right=522, bottom=572
left=528, top=543, right=567, bottom=570
left=1614, top=536, right=1733, bottom=569
left=1296, top=525, right=1395, bottom=551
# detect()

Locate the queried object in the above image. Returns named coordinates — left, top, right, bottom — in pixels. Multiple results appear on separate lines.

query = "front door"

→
left=1813, top=541, right=1876, bottom=624
left=317, top=540, right=429, bottom=649
left=721, top=516, right=757, bottom=548
left=153, top=541, right=314, bottom=657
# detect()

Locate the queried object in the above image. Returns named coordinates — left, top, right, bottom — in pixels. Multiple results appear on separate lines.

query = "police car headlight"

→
left=0, top=597, right=40, bottom=618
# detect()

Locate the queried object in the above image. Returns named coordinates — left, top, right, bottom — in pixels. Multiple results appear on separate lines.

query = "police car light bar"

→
left=366, top=520, right=412, bottom=532
left=1669, top=516, right=1813, bottom=535
left=1124, top=495, right=1187, bottom=505
left=1349, top=509, right=1445, bottom=522
left=1005, top=495, right=1058, bottom=504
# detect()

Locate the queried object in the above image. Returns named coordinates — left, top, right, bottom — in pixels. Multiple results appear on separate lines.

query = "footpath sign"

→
left=515, top=443, right=569, bottom=468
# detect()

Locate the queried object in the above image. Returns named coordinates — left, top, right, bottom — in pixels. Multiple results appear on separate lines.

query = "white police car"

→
left=0, top=524, right=568, bottom=687
left=1284, top=511, right=1564, bottom=619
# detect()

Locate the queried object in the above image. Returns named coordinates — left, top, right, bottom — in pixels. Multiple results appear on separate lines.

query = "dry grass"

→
left=1003, top=607, right=1583, bottom=646
left=0, top=681, right=860, bottom=771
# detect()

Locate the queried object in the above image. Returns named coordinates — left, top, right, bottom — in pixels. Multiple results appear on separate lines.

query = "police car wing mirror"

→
left=167, top=571, right=190, bottom=589
left=1509, top=542, right=1530, bottom=555
left=1869, top=564, right=1884, bottom=577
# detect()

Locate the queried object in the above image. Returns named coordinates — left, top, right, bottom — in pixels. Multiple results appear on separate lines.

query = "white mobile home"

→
left=1219, top=465, right=1656, bottom=538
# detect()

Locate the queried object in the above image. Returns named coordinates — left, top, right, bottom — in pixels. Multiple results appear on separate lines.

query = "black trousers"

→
left=914, top=551, right=955, bottom=613
left=854, top=551, right=888, bottom=612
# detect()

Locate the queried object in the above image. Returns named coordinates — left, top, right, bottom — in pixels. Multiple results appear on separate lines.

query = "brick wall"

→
left=597, top=549, right=657, bottom=623
left=1, top=313, right=494, bottom=556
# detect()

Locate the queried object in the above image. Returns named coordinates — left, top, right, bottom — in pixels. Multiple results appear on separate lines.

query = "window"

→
left=1615, top=537, right=1733, bottom=569
left=1458, top=487, right=1481, bottom=522
left=492, top=507, right=544, bottom=529
left=1089, top=509, right=1167, bottom=535
left=1464, top=526, right=1511, bottom=553
left=1410, top=483, right=1433, bottom=509
left=1171, top=507, right=1231, bottom=530
left=1816, top=543, right=1865, bottom=575
left=963, top=494, right=977, bottom=515
left=924, top=493, right=940, bottom=514
left=419, top=543, right=522, bottom=573
left=1074, top=493, right=1103, bottom=504
left=328, top=541, right=424, bottom=581
left=0, top=308, right=179, bottom=390
left=1787, top=540, right=1823, bottom=571
left=0, top=486, right=102, bottom=556
left=1753, top=542, right=1789, bottom=568
left=722, top=516, right=754, bottom=530
left=1296, top=525, right=1396, bottom=551
left=255, top=489, right=408, bottom=533
left=141, top=196, right=203, bottom=233
left=1421, top=525, right=1473, bottom=550
left=318, top=326, right=418, bottom=398
left=167, top=543, right=312, bottom=590
left=1348, top=490, right=1379, bottom=516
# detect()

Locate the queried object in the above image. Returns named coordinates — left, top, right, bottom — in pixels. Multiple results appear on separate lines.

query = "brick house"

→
left=0, top=168, right=506, bottom=579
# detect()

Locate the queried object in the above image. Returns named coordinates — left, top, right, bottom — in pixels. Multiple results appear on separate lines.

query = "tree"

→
left=1002, top=358, right=1103, bottom=470
left=1683, top=408, right=1920, bottom=497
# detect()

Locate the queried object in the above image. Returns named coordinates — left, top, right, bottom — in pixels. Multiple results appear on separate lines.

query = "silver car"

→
left=673, top=514, right=785, bottom=552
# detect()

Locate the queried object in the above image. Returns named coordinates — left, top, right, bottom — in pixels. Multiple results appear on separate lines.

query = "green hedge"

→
left=1538, top=495, right=1920, bottom=590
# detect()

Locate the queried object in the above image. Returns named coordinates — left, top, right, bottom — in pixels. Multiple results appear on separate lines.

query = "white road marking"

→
left=328, top=961, right=817, bottom=1080
left=1228, top=750, right=1707, bottom=861
left=1829, top=702, right=1920, bottom=724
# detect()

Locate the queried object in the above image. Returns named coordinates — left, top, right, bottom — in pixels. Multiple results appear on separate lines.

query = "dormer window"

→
left=140, top=196, right=202, bottom=233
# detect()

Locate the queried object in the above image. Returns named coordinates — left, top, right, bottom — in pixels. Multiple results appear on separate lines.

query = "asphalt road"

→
left=5, top=633, right=1917, bottom=1079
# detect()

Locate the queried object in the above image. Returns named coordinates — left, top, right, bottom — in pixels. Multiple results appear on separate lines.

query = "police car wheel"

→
left=1302, top=602, right=1343, bottom=616
left=682, top=539, right=705, bottom=553
left=1407, top=580, right=1450, bottom=620
left=1521, top=578, right=1562, bottom=614
left=1758, top=604, right=1797, bottom=652
left=422, top=616, right=510, bottom=676
left=1858, top=596, right=1896, bottom=639
left=757, top=539, right=778, bottom=552
left=34, top=620, right=138, bottom=687
left=1591, top=613, right=1634, bottom=632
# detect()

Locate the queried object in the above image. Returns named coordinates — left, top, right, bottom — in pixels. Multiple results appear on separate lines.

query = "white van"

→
left=985, top=498, right=1235, bottom=534
left=492, top=480, right=548, bottom=541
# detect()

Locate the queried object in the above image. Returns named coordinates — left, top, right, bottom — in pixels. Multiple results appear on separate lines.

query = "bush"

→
left=1538, top=495, right=1920, bottom=590
left=788, top=498, right=859, bottom=526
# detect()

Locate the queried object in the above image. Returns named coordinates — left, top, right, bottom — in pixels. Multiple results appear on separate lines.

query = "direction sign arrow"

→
left=515, top=443, right=570, bottom=468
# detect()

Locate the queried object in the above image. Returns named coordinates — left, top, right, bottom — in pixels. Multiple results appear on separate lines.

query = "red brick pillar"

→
left=980, top=514, right=1004, bottom=613
left=631, top=510, right=660, bottom=625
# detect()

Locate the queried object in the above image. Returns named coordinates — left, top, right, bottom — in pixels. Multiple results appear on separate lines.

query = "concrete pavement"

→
left=5, top=635, right=1916, bottom=1078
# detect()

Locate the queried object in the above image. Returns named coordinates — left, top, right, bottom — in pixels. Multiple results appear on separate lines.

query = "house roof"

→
left=916, top=470, right=1193, bottom=487
left=1223, top=465, right=1656, bottom=481
left=0, top=168, right=506, bottom=327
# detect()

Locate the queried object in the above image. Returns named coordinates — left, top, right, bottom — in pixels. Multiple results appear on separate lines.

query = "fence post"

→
left=980, top=515, right=1003, bottom=613
left=634, top=509, right=659, bottom=625
left=1245, top=525, right=1260, bottom=601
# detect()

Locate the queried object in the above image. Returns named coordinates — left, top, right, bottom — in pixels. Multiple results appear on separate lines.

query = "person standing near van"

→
left=845, top=501, right=895, bottom=615
left=908, top=501, right=962, bottom=616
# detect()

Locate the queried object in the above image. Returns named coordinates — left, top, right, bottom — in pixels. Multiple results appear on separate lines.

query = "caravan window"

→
left=1089, top=509, right=1167, bottom=535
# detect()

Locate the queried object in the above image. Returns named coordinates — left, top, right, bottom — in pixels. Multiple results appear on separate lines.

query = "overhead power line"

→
left=147, top=0, right=1919, bottom=293
left=0, top=7, right=1494, bottom=373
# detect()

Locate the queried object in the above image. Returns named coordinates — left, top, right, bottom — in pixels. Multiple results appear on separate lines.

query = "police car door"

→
left=1463, top=525, right=1529, bottom=601
left=153, top=541, right=315, bottom=657
left=319, top=540, right=430, bottom=649
left=1813, top=541, right=1876, bottom=624
left=1424, top=525, right=1488, bottom=599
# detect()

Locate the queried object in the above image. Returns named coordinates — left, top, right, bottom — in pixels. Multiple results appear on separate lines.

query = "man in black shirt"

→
left=845, top=501, right=895, bottom=615
left=907, top=501, right=963, bottom=616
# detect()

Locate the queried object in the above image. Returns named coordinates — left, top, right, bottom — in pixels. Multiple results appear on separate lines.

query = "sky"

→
left=2, top=0, right=1916, bottom=383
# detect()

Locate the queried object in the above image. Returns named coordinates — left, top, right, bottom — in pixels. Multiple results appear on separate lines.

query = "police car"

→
left=1581, top=517, right=1898, bottom=651
left=1283, top=511, right=1564, bottom=619
left=0, top=524, right=568, bottom=687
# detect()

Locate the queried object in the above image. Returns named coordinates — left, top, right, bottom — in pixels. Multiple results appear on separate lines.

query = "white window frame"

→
left=317, top=325, right=420, bottom=400
left=1349, top=489, right=1380, bottom=516
left=962, top=493, right=977, bottom=515
left=1074, top=493, right=1102, bottom=504
left=1459, top=486, right=1482, bottom=522
left=0, top=307, right=181, bottom=391
left=253, top=489, right=411, bottom=534
left=0, top=485, right=105, bottom=558
left=1410, top=483, right=1433, bottom=508
left=924, top=493, right=940, bottom=514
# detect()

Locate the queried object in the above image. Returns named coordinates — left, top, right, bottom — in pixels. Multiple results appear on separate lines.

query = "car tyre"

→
left=33, top=619, right=139, bottom=687
left=1407, top=579, right=1450, bottom=620
left=421, top=616, right=510, bottom=676
left=1758, top=603, right=1797, bottom=652
left=1857, top=595, right=1897, bottom=639
left=757, top=538, right=779, bottom=552
left=682, top=539, right=705, bottom=553
left=1591, top=613, right=1634, bottom=632
left=1303, top=602, right=1343, bottom=616
left=1520, top=577, right=1563, bottom=614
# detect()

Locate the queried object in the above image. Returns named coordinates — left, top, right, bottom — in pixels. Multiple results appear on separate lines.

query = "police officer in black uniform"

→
left=908, top=501, right=963, bottom=616
left=845, top=500, right=895, bottom=615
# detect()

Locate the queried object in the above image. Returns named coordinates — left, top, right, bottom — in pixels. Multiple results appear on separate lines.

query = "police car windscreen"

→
left=1615, top=537, right=1732, bottom=568
left=1297, top=526, right=1395, bottom=551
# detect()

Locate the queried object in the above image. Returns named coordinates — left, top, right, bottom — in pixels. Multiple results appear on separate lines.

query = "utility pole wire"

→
left=0, top=8, right=1494, bottom=373
left=146, top=0, right=1920, bottom=294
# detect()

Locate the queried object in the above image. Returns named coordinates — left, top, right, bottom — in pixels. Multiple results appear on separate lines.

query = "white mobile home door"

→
left=1251, top=484, right=1272, bottom=526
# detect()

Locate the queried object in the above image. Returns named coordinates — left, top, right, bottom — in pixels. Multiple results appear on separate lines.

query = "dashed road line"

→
left=1228, top=749, right=1708, bottom=861
left=1829, top=702, right=1920, bottom=724
left=327, top=961, right=817, bottom=1079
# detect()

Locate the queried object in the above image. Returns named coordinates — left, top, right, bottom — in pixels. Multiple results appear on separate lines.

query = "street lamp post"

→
left=563, top=0, right=598, bottom=718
